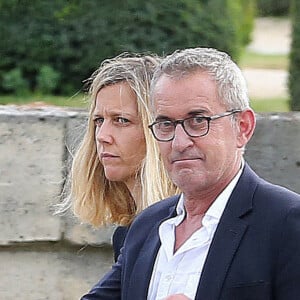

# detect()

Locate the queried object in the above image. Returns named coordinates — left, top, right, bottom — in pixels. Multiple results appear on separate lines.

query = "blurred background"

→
left=0, top=0, right=299, bottom=111
left=1, top=1, right=300, bottom=299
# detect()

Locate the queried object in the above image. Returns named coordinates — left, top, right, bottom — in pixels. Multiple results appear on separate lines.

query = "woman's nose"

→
left=95, top=121, right=113, bottom=144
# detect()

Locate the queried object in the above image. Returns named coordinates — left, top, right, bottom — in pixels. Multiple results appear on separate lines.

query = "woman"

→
left=59, top=53, right=177, bottom=260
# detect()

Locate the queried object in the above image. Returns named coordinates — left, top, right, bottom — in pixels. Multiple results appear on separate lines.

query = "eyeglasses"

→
left=148, top=109, right=241, bottom=142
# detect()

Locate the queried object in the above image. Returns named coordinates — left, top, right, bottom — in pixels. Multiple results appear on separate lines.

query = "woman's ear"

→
left=236, top=109, right=256, bottom=149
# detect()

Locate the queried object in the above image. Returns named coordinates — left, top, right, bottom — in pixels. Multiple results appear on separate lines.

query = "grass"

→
left=0, top=91, right=290, bottom=113
left=0, top=93, right=88, bottom=109
left=240, top=50, right=289, bottom=70
left=251, top=97, right=289, bottom=112
left=0, top=94, right=290, bottom=113
left=239, top=50, right=290, bottom=112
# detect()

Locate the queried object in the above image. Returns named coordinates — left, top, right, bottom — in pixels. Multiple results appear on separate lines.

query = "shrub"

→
left=256, top=0, right=290, bottom=16
left=289, top=0, right=300, bottom=110
left=2, top=68, right=29, bottom=95
left=0, top=0, right=255, bottom=95
left=239, top=0, right=256, bottom=45
left=36, top=65, right=60, bottom=94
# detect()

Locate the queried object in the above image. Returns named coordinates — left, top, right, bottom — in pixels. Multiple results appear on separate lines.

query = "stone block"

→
left=62, top=212, right=115, bottom=246
left=0, top=244, right=113, bottom=300
left=0, top=107, right=66, bottom=244
left=246, top=112, right=300, bottom=194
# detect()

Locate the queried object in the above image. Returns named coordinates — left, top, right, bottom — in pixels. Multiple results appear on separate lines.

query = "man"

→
left=81, top=48, right=300, bottom=300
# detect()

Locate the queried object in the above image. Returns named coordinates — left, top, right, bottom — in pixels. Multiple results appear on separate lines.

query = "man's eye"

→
left=157, top=121, right=173, bottom=131
left=160, top=121, right=172, bottom=127
left=94, top=117, right=104, bottom=126
left=192, top=116, right=205, bottom=124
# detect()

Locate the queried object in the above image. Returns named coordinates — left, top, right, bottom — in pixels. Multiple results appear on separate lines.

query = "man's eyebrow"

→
left=187, top=109, right=208, bottom=115
left=155, top=110, right=208, bottom=121
left=154, top=115, right=172, bottom=121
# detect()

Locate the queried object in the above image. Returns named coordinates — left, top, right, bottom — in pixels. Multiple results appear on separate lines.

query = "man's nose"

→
left=172, top=123, right=193, bottom=150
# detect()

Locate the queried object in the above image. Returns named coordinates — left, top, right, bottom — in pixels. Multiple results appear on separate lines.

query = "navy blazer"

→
left=82, top=164, right=300, bottom=299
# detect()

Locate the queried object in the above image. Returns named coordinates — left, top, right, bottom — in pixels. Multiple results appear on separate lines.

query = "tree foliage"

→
left=0, top=0, right=255, bottom=95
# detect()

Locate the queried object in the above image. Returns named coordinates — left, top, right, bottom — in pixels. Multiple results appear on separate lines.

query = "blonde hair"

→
left=59, top=53, right=177, bottom=227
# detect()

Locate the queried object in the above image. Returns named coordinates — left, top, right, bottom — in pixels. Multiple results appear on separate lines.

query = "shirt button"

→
left=165, top=274, right=173, bottom=281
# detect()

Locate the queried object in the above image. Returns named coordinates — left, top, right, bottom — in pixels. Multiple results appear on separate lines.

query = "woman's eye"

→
left=94, top=117, right=104, bottom=126
left=115, top=117, right=130, bottom=125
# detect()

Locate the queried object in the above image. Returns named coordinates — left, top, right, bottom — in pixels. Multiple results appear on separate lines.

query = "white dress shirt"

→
left=147, top=166, right=243, bottom=300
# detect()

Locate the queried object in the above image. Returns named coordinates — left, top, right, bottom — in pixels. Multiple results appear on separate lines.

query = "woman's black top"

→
left=112, top=226, right=129, bottom=262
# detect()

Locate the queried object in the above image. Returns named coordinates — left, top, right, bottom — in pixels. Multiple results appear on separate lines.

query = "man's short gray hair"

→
left=151, top=47, right=250, bottom=110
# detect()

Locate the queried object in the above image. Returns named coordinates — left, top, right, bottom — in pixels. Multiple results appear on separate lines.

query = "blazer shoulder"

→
left=255, top=179, right=300, bottom=209
left=243, top=163, right=300, bottom=202
left=229, top=163, right=300, bottom=216
left=130, top=195, right=179, bottom=230
left=139, top=194, right=179, bottom=216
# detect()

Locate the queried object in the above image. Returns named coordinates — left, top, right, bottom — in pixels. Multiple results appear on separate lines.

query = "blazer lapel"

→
left=195, top=211, right=248, bottom=299
left=195, top=164, right=257, bottom=299
left=126, top=200, right=178, bottom=299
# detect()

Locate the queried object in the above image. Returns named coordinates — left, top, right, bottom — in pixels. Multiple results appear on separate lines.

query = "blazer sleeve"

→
left=274, top=204, right=300, bottom=299
left=80, top=226, right=128, bottom=300
left=80, top=259, right=122, bottom=300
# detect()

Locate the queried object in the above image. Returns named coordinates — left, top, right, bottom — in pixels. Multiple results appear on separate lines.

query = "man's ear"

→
left=236, top=109, right=256, bottom=149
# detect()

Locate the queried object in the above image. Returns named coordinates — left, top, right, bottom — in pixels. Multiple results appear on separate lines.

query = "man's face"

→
left=152, top=71, right=246, bottom=196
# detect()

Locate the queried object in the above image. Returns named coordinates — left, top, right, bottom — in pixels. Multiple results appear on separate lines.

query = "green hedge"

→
left=0, top=0, right=255, bottom=95
left=289, top=0, right=300, bottom=111
left=256, top=0, right=290, bottom=16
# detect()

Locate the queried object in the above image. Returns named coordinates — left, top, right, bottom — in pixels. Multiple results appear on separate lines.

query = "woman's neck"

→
left=125, top=177, right=141, bottom=205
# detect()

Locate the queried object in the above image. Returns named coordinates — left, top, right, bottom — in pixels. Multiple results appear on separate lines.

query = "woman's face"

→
left=93, top=82, right=146, bottom=190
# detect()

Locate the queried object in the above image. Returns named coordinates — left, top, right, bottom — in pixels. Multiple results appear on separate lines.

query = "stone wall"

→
left=0, top=105, right=299, bottom=300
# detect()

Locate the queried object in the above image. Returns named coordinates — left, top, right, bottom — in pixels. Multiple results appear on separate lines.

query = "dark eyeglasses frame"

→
left=148, top=109, right=242, bottom=142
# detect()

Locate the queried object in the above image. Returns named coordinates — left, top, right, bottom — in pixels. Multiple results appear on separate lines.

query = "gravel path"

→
left=248, top=17, right=291, bottom=55
left=243, top=17, right=291, bottom=100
